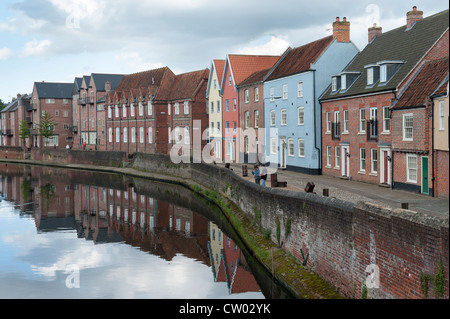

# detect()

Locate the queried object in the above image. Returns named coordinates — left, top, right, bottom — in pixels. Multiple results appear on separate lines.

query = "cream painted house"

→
left=206, top=59, right=225, bottom=161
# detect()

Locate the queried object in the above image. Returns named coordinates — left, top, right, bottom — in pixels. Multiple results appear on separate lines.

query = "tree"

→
left=37, top=112, right=58, bottom=145
left=18, top=120, right=31, bottom=147
left=0, top=99, right=5, bottom=111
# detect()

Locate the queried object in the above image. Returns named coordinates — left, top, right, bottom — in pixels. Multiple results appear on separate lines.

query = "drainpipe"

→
left=312, top=70, right=322, bottom=174
left=430, top=95, right=435, bottom=197
left=390, top=90, right=397, bottom=190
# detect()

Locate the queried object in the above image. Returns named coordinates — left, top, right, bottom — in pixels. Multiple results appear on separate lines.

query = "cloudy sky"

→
left=0, top=0, right=448, bottom=102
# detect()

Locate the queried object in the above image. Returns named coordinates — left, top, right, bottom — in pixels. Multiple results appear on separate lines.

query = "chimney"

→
left=406, top=6, right=423, bottom=29
left=333, top=16, right=351, bottom=42
left=105, top=81, right=111, bottom=93
left=368, top=23, right=382, bottom=43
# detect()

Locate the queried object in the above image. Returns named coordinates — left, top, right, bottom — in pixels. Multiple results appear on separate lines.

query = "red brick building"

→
left=31, top=81, right=74, bottom=148
left=320, top=8, right=449, bottom=190
left=391, top=57, right=449, bottom=196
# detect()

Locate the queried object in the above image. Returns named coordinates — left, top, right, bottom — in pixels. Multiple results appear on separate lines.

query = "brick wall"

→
left=435, top=150, right=449, bottom=197
left=0, top=146, right=24, bottom=160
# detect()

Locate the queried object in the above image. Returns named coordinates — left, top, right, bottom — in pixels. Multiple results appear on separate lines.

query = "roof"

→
left=91, top=73, right=124, bottom=91
left=72, top=77, right=83, bottom=95
left=213, top=59, right=225, bottom=87
left=321, top=9, right=449, bottom=101
left=265, top=35, right=335, bottom=81
left=393, top=57, right=449, bottom=109
left=168, top=68, right=209, bottom=101
left=237, top=68, right=272, bottom=87
left=34, top=82, right=74, bottom=99
left=223, top=54, right=280, bottom=90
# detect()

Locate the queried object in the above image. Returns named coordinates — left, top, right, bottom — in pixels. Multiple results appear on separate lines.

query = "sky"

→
left=0, top=0, right=448, bottom=102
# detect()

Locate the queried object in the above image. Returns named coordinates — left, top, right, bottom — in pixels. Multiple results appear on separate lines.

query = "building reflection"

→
left=0, top=163, right=261, bottom=296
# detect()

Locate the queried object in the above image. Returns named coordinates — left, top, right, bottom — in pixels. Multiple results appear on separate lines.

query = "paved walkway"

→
left=226, top=163, right=449, bottom=219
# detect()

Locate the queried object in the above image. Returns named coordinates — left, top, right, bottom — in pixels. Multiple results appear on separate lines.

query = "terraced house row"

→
left=0, top=7, right=448, bottom=197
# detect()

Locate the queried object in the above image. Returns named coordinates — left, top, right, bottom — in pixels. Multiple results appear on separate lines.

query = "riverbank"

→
left=1, top=149, right=448, bottom=299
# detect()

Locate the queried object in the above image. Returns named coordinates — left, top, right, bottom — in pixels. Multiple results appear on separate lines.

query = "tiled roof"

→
left=227, top=54, right=280, bottom=86
left=115, top=67, right=174, bottom=94
left=34, top=82, right=74, bottom=99
left=237, top=68, right=272, bottom=87
left=213, top=59, right=225, bottom=87
left=321, top=9, right=449, bottom=101
left=393, top=57, right=449, bottom=109
left=168, top=68, right=209, bottom=101
left=265, top=35, right=334, bottom=81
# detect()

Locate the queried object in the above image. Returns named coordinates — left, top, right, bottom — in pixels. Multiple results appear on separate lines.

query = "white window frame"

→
left=341, top=74, right=347, bottom=90
left=123, top=127, right=128, bottom=143
left=115, top=105, right=119, bottom=118
left=380, top=64, right=387, bottom=83
left=383, top=106, right=390, bottom=133
left=371, top=149, right=378, bottom=174
left=270, top=138, right=277, bottom=154
left=335, top=146, right=340, bottom=169
left=245, top=89, right=249, bottom=103
left=139, top=102, right=144, bottom=116
left=359, top=109, right=366, bottom=132
left=326, top=112, right=331, bottom=133
left=326, top=146, right=332, bottom=167
left=298, top=107, right=304, bottom=126
left=406, top=154, right=417, bottom=183
left=439, top=100, right=445, bottom=130
left=148, top=101, right=153, bottom=116
left=288, top=138, right=294, bottom=157
left=332, top=77, right=337, bottom=91
left=281, top=109, right=287, bottom=126
left=184, top=127, right=190, bottom=145
left=360, top=148, right=366, bottom=172
left=255, top=87, right=259, bottom=102
left=298, top=138, right=305, bottom=157
left=108, top=106, right=112, bottom=118
left=174, top=102, right=180, bottom=115
left=343, top=110, right=349, bottom=133
left=367, top=68, right=374, bottom=85
left=282, top=84, right=288, bottom=99
left=270, top=87, right=275, bottom=101
left=403, top=113, right=413, bottom=141
left=139, top=127, right=144, bottom=144
left=123, top=104, right=127, bottom=117
left=297, top=82, right=303, bottom=97
left=115, top=127, right=120, bottom=143
left=131, top=127, right=136, bottom=143
left=270, top=110, right=276, bottom=126
left=184, top=101, right=189, bottom=114
left=254, top=110, right=259, bottom=128
left=245, top=111, right=249, bottom=129
left=148, top=127, right=153, bottom=144
left=108, top=127, right=113, bottom=142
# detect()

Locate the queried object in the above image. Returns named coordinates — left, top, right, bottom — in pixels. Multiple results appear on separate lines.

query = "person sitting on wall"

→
left=260, top=163, right=268, bottom=187
left=252, top=165, right=260, bottom=185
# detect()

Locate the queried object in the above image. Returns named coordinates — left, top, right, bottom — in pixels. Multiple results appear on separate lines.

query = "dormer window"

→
left=380, top=64, right=387, bottom=82
left=367, top=67, right=374, bottom=85
left=341, top=74, right=347, bottom=90
left=332, top=77, right=338, bottom=91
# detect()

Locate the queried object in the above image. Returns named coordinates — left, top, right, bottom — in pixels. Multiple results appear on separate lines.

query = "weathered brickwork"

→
left=435, top=150, right=449, bottom=197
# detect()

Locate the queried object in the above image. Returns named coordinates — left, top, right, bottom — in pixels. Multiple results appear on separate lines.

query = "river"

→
left=0, top=163, right=293, bottom=299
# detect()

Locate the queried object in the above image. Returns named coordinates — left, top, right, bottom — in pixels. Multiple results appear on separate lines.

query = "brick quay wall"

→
left=1, top=147, right=448, bottom=299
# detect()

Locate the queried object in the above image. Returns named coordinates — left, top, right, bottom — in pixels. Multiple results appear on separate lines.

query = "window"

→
left=332, top=77, right=337, bottom=91
left=184, top=101, right=189, bottom=114
left=270, top=138, right=277, bottom=154
left=335, top=147, right=340, bottom=168
left=174, top=127, right=181, bottom=143
left=254, top=110, right=259, bottom=128
left=380, top=65, right=387, bottom=82
left=216, top=101, right=220, bottom=113
left=123, top=127, right=128, bottom=143
left=63, top=99, right=69, bottom=104
left=168, top=103, right=171, bottom=115
left=245, top=90, right=249, bottom=103
left=360, top=148, right=366, bottom=172
left=341, top=74, right=347, bottom=90
left=281, top=109, right=287, bottom=125
left=226, top=122, right=229, bottom=133
left=288, top=138, right=294, bottom=156
left=140, top=127, right=144, bottom=143
left=131, top=127, right=136, bottom=143
left=123, top=104, right=127, bottom=117
left=108, top=106, right=112, bottom=118
left=359, top=109, right=366, bottom=132
left=439, top=100, right=445, bottom=130
left=371, top=149, right=378, bottom=174
left=282, top=84, right=288, bottom=99
left=108, top=128, right=113, bottom=142
left=233, top=121, right=236, bottom=133
left=168, top=127, right=171, bottom=143
left=210, top=102, right=214, bottom=113
left=148, top=127, right=153, bottom=143
left=226, top=100, right=229, bottom=112
left=255, top=88, right=259, bottom=101
left=148, top=101, right=153, bottom=115
left=244, top=136, right=249, bottom=153
left=115, top=127, right=120, bottom=143
left=403, top=114, right=413, bottom=141
left=298, top=107, right=304, bottom=125
left=298, top=139, right=304, bottom=157
left=213, top=79, right=217, bottom=90
left=326, top=146, right=332, bottom=167
left=297, top=82, right=303, bottom=97
left=406, top=154, right=417, bottom=183
left=44, top=135, right=58, bottom=147
left=228, top=75, right=232, bottom=86
left=270, top=110, right=276, bottom=126
left=63, top=111, right=69, bottom=118
left=383, top=106, right=390, bottom=132
left=233, top=99, right=236, bottom=111
left=367, top=68, right=374, bottom=85
left=326, top=112, right=331, bottom=132
left=46, top=99, right=55, bottom=104
left=270, top=87, right=275, bottom=101
left=115, top=105, right=119, bottom=118
left=343, top=110, right=349, bottom=132
left=217, top=122, right=220, bottom=131
left=174, top=103, right=180, bottom=115
left=130, top=104, right=135, bottom=117
left=245, top=112, right=249, bottom=128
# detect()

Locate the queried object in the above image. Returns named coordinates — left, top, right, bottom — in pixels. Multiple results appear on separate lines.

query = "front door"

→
left=280, top=138, right=287, bottom=169
left=380, top=149, right=391, bottom=185
left=422, top=157, right=429, bottom=195
left=341, top=145, right=350, bottom=177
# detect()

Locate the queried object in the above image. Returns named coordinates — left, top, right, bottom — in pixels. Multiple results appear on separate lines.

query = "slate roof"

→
left=91, top=73, right=124, bottom=91
left=34, top=82, right=74, bottom=99
left=393, top=57, right=449, bottom=109
left=320, top=9, right=449, bottom=101
left=265, top=35, right=335, bottom=82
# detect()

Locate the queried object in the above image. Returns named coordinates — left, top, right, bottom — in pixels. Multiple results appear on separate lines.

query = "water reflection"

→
left=0, top=164, right=291, bottom=299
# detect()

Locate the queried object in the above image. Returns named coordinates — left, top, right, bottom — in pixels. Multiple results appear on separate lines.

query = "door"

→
left=380, top=149, right=391, bottom=185
left=280, top=138, right=287, bottom=169
left=422, top=157, right=429, bottom=195
left=341, top=145, right=349, bottom=177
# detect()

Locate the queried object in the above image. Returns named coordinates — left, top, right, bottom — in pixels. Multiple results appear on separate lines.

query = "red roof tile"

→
left=227, top=54, right=280, bottom=86
left=266, top=35, right=334, bottom=81
left=168, top=68, right=210, bottom=101
left=213, top=59, right=226, bottom=87
left=394, top=57, right=449, bottom=109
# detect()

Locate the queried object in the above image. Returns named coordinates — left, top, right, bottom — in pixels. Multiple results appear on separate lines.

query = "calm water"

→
left=0, top=163, right=292, bottom=299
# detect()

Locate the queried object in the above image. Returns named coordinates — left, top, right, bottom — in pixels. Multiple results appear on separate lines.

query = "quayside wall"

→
left=2, top=147, right=448, bottom=299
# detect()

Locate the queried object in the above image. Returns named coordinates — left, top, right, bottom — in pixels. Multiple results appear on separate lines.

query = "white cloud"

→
left=115, top=52, right=164, bottom=72
left=238, top=36, right=290, bottom=56
left=21, top=39, right=52, bottom=57
left=0, top=48, right=13, bottom=60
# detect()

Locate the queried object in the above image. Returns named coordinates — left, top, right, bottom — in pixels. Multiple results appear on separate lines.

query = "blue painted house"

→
left=263, top=17, right=359, bottom=174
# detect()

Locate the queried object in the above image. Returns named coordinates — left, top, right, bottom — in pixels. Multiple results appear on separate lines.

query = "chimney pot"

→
left=368, top=23, right=382, bottom=43
left=333, top=16, right=350, bottom=42
left=406, top=6, right=423, bottom=29
left=343, top=17, right=347, bottom=22
left=336, top=17, right=339, bottom=21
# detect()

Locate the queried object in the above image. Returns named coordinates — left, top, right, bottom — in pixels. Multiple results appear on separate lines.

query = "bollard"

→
left=242, top=165, right=248, bottom=177
left=271, top=173, right=278, bottom=187
left=225, top=163, right=230, bottom=169
left=305, top=182, right=315, bottom=193
left=401, top=203, right=409, bottom=209
left=323, top=188, right=329, bottom=197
